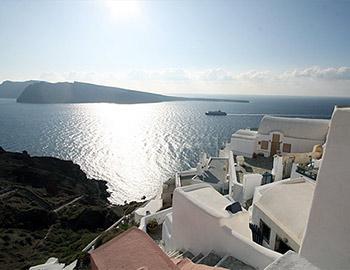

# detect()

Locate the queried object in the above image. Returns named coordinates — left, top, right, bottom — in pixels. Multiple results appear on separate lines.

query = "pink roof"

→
left=90, top=227, right=179, bottom=270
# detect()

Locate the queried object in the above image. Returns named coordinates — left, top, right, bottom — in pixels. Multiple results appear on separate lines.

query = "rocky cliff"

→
left=0, top=148, right=141, bottom=269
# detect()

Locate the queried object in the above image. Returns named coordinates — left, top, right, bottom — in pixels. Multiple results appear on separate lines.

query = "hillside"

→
left=0, top=80, right=39, bottom=98
left=17, top=81, right=181, bottom=104
left=0, top=148, right=142, bottom=269
left=16, top=81, right=249, bottom=104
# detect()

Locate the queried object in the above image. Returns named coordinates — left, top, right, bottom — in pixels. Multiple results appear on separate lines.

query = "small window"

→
left=261, top=141, right=269, bottom=150
left=260, top=220, right=271, bottom=244
left=282, top=143, right=291, bottom=153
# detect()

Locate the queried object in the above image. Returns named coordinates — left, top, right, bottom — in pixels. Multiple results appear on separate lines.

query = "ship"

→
left=205, top=110, right=227, bottom=116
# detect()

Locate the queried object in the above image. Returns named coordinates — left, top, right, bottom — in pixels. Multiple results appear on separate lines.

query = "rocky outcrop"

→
left=0, top=148, right=140, bottom=269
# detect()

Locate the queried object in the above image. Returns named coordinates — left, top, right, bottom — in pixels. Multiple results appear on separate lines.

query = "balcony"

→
left=295, top=164, right=318, bottom=180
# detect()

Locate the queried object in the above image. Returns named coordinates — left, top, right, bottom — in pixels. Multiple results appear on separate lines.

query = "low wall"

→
left=243, top=174, right=263, bottom=202
left=163, top=213, right=173, bottom=251
left=139, top=207, right=173, bottom=232
left=134, top=198, right=163, bottom=223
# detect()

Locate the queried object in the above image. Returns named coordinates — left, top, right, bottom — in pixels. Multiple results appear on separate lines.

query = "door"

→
left=275, top=235, right=294, bottom=253
left=270, top=133, right=280, bottom=156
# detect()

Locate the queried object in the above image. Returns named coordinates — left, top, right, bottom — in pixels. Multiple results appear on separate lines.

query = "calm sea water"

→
left=0, top=96, right=349, bottom=203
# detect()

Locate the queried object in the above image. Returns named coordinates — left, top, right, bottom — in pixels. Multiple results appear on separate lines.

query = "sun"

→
left=104, top=0, right=142, bottom=21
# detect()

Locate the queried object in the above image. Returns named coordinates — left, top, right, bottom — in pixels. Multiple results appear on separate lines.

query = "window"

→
left=261, top=141, right=269, bottom=150
left=282, top=143, right=291, bottom=153
left=260, top=220, right=271, bottom=244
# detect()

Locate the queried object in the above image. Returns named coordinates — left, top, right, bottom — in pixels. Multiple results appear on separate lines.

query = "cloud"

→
left=39, top=72, right=65, bottom=82
left=35, top=66, right=350, bottom=96
left=126, top=66, right=350, bottom=83
left=287, top=66, right=350, bottom=80
left=235, top=70, right=273, bottom=81
left=197, top=69, right=234, bottom=81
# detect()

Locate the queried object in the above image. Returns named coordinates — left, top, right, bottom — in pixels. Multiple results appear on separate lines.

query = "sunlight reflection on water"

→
left=0, top=97, right=340, bottom=203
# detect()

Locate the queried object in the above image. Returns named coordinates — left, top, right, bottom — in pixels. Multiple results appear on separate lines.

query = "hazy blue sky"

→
left=1, top=0, right=350, bottom=96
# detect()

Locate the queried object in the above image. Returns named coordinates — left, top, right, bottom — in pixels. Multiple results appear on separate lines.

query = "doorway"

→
left=270, top=133, right=280, bottom=156
left=275, top=235, right=294, bottom=254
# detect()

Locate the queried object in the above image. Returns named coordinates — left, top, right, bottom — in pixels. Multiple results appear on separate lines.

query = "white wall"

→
left=229, top=137, right=257, bottom=158
left=139, top=207, right=173, bottom=232
left=300, top=107, right=350, bottom=269
left=251, top=180, right=302, bottom=252
left=257, top=134, right=323, bottom=157
left=228, top=151, right=237, bottom=196
left=172, top=185, right=280, bottom=269
left=134, top=198, right=163, bottom=223
left=163, top=212, right=173, bottom=251
left=242, top=174, right=263, bottom=202
left=251, top=204, right=300, bottom=252
left=272, top=155, right=283, bottom=181
left=284, top=137, right=324, bottom=154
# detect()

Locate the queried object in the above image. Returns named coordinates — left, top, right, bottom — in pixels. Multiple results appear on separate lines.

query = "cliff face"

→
left=0, top=148, right=141, bottom=269
left=0, top=80, right=39, bottom=98
left=17, top=81, right=179, bottom=104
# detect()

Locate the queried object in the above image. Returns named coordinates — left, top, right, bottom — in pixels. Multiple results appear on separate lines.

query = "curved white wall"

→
left=300, top=107, right=350, bottom=269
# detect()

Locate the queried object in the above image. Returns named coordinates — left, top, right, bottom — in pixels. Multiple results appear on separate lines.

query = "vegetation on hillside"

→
left=0, top=148, right=142, bottom=269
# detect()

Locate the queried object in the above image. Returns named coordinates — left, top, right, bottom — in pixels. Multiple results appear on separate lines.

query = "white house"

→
left=226, top=129, right=258, bottom=158
left=250, top=177, right=315, bottom=253
left=256, top=116, right=329, bottom=157
left=170, top=183, right=280, bottom=269
left=226, top=116, right=329, bottom=158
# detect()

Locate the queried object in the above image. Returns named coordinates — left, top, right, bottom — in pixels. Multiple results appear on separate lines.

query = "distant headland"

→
left=0, top=80, right=249, bottom=104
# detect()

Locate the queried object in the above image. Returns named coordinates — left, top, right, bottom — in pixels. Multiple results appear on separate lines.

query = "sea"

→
left=1, top=95, right=349, bottom=204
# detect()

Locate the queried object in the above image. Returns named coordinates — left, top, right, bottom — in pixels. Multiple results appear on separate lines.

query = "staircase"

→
left=166, top=249, right=255, bottom=269
left=196, top=251, right=222, bottom=266
left=215, top=255, right=255, bottom=270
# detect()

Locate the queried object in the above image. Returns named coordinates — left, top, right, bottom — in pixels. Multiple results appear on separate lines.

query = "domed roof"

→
left=258, top=116, right=329, bottom=141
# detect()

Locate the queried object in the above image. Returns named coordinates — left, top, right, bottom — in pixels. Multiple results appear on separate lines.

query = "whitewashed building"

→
left=250, top=178, right=315, bottom=253
left=138, top=106, right=350, bottom=270
left=226, top=116, right=329, bottom=158
left=170, top=183, right=280, bottom=269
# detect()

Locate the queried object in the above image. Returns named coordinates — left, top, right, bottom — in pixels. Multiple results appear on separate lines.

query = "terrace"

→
left=295, top=164, right=318, bottom=181
left=175, top=157, right=229, bottom=195
left=236, top=155, right=273, bottom=184
left=196, top=158, right=228, bottom=184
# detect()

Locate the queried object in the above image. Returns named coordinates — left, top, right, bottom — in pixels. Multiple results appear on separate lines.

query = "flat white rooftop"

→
left=255, top=178, right=315, bottom=244
left=232, top=129, right=258, bottom=140
left=198, top=158, right=228, bottom=184
left=179, top=184, right=251, bottom=239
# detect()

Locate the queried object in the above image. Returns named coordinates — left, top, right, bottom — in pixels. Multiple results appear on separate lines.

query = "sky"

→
left=0, top=0, right=350, bottom=96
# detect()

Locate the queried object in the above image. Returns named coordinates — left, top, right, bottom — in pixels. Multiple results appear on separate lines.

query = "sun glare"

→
left=104, top=0, right=142, bottom=21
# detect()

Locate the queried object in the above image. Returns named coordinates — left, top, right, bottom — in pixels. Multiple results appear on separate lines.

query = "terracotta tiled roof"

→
left=90, top=227, right=179, bottom=270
